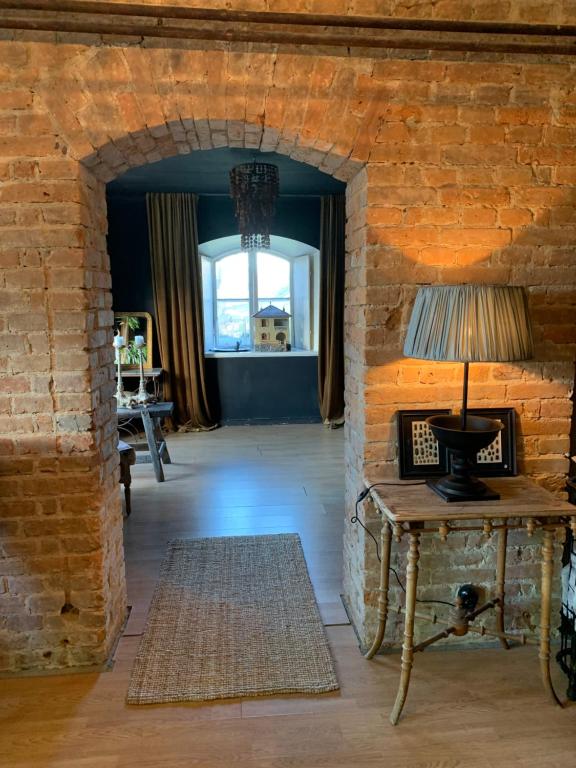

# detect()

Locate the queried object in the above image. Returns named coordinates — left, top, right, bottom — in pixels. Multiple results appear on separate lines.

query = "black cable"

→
left=350, top=482, right=426, bottom=560
left=351, top=483, right=454, bottom=609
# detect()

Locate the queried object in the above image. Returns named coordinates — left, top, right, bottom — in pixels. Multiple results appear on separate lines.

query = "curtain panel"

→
left=318, top=195, right=345, bottom=425
left=146, top=192, right=216, bottom=431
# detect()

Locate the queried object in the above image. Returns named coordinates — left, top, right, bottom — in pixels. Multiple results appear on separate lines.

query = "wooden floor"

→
left=1, top=424, right=575, bottom=767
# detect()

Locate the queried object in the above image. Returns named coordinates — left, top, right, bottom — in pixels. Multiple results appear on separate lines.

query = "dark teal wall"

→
left=107, top=192, right=320, bottom=316
left=107, top=192, right=322, bottom=423
left=205, top=355, right=321, bottom=425
left=196, top=196, right=321, bottom=247
left=108, top=193, right=155, bottom=319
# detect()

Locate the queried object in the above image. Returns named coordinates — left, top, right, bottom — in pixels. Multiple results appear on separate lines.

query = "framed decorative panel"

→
left=467, top=407, right=517, bottom=477
left=397, top=409, right=451, bottom=479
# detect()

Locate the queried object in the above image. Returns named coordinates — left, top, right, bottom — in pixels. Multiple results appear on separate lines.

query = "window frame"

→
left=200, top=237, right=319, bottom=353
left=207, top=247, right=294, bottom=349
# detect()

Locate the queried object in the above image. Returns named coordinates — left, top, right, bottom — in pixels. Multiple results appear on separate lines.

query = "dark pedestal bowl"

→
left=425, top=414, right=504, bottom=502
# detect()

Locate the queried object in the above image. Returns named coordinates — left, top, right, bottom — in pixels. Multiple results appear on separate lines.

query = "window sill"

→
left=205, top=350, right=318, bottom=359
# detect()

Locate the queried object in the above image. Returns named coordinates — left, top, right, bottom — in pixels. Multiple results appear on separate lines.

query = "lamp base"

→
left=426, top=475, right=500, bottom=503
left=425, top=414, right=503, bottom=503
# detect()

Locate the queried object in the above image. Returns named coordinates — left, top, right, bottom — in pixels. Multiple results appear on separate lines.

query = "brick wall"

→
left=1, top=4, right=575, bottom=668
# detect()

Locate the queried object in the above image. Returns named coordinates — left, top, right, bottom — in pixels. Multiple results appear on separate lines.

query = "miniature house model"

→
left=253, top=304, right=291, bottom=352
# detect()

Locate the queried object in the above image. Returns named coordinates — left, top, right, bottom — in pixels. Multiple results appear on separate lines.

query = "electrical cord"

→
left=351, top=483, right=454, bottom=609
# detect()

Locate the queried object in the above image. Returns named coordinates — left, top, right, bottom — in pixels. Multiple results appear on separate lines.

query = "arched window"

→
left=200, top=235, right=318, bottom=352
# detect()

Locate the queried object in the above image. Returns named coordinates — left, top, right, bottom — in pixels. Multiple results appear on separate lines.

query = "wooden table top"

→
left=117, top=367, right=163, bottom=378
left=117, top=401, right=174, bottom=418
left=366, top=475, right=574, bottom=523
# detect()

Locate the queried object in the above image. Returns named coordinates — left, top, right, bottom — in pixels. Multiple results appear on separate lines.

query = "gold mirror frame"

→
left=113, top=311, right=153, bottom=369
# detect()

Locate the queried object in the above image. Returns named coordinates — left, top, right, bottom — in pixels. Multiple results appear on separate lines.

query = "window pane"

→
left=201, top=257, right=214, bottom=350
left=216, top=300, right=251, bottom=348
left=257, top=252, right=290, bottom=300
left=216, top=252, right=249, bottom=299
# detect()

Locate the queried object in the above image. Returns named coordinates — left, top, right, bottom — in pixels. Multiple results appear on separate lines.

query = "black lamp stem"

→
left=461, top=361, right=469, bottom=430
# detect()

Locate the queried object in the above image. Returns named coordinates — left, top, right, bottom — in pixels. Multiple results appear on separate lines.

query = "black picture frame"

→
left=397, top=409, right=451, bottom=479
left=466, top=407, right=517, bottom=477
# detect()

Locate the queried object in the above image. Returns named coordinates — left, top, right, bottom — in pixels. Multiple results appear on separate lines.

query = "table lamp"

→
left=403, top=285, right=533, bottom=502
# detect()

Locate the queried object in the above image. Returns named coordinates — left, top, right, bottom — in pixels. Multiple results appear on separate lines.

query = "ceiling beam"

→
left=1, top=0, right=576, bottom=56
left=2, top=0, right=576, bottom=36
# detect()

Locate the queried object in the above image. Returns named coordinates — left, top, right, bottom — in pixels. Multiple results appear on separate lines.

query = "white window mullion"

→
left=211, top=259, right=218, bottom=347
left=289, top=261, right=295, bottom=346
left=249, top=248, right=258, bottom=317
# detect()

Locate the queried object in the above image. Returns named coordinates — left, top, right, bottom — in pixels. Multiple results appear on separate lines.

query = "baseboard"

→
left=220, top=416, right=323, bottom=426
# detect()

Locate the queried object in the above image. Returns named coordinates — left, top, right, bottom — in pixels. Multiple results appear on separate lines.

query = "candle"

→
left=113, top=335, right=124, bottom=348
left=134, top=335, right=145, bottom=348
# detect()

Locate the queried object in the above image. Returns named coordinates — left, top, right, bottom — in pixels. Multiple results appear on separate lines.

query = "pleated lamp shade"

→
left=403, top=285, right=533, bottom=363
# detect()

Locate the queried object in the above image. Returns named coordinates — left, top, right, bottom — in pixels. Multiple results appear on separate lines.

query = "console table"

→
left=117, top=402, right=173, bottom=482
left=363, top=475, right=575, bottom=724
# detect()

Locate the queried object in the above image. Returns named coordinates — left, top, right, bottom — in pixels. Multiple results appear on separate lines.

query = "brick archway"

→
left=80, top=120, right=367, bottom=672
left=0, top=96, right=368, bottom=671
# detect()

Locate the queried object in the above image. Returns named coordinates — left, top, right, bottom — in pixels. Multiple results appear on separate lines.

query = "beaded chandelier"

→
left=229, top=161, right=279, bottom=249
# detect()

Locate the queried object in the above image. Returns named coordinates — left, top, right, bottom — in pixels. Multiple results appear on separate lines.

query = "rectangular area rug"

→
left=126, top=533, right=339, bottom=704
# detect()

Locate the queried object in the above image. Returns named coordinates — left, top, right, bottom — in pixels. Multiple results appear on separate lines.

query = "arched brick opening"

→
left=0, top=105, right=369, bottom=671
left=84, top=118, right=369, bottom=667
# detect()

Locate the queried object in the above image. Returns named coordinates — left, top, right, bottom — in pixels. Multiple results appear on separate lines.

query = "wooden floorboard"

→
left=1, top=424, right=575, bottom=767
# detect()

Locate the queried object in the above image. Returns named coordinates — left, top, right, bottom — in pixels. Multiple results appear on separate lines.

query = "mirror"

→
left=114, top=311, right=153, bottom=369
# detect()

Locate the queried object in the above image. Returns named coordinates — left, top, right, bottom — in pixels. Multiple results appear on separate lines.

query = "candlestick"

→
left=113, top=335, right=130, bottom=407
left=135, top=336, right=150, bottom=404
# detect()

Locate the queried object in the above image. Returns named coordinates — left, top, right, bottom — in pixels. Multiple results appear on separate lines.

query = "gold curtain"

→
left=146, top=192, right=216, bottom=431
left=318, top=195, right=345, bottom=426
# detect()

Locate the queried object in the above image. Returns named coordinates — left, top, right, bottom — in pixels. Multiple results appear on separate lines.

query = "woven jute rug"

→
left=126, top=533, right=338, bottom=704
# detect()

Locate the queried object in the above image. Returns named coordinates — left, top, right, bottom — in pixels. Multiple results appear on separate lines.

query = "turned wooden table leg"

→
left=495, top=520, right=509, bottom=650
left=365, top=520, right=392, bottom=660
left=539, top=528, right=563, bottom=707
left=390, top=531, right=420, bottom=726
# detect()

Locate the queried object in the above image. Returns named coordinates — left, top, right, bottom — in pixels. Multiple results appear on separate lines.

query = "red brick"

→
left=447, top=63, right=522, bottom=85
left=496, top=107, right=551, bottom=125
left=443, top=145, right=517, bottom=166
left=11, top=394, right=53, bottom=415
left=405, top=208, right=459, bottom=226
left=555, top=167, right=576, bottom=184
left=508, top=125, right=543, bottom=144
left=0, top=137, right=61, bottom=157
left=499, top=208, right=533, bottom=227
left=0, top=90, right=33, bottom=110
left=442, top=228, right=511, bottom=247
left=369, top=143, right=442, bottom=164
left=461, top=208, right=497, bottom=226
left=429, top=126, right=467, bottom=144
left=365, top=207, right=403, bottom=226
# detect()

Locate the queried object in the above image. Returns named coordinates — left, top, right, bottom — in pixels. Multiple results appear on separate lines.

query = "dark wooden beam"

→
left=1, top=0, right=576, bottom=37
left=0, top=1, right=575, bottom=56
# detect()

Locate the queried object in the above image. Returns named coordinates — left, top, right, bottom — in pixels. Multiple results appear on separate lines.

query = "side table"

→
left=117, top=402, right=174, bottom=482
left=363, top=475, right=575, bottom=724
